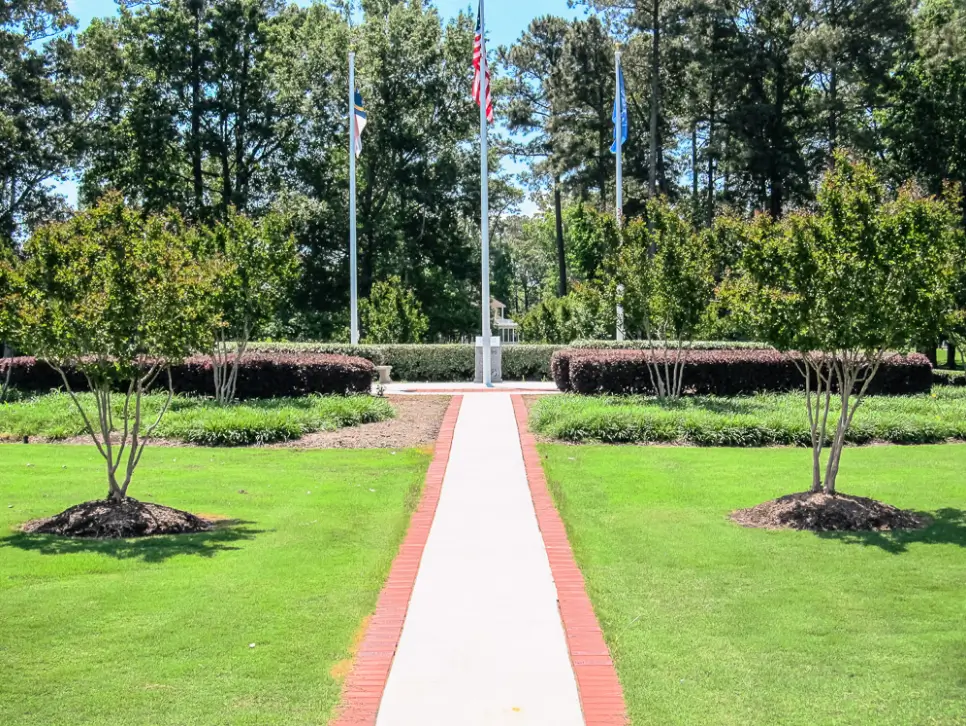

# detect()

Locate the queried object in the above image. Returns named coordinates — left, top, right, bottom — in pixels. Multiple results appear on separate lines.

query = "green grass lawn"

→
left=0, top=444, right=429, bottom=726
left=0, top=393, right=393, bottom=445
left=541, top=444, right=966, bottom=726
left=532, top=388, right=966, bottom=445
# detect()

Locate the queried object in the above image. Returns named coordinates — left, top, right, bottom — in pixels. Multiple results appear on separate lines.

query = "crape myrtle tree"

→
left=17, top=194, right=219, bottom=502
left=198, top=208, right=298, bottom=405
left=619, top=198, right=715, bottom=399
left=742, top=155, right=962, bottom=495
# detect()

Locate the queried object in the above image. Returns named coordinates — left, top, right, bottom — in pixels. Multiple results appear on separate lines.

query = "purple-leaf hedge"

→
left=0, top=352, right=374, bottom=398
left=551, top=349, right=932, bottom=396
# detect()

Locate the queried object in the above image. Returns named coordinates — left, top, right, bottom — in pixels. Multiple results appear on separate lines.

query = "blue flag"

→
left=611, top=63, right=627, bottom=154
left=353, top=90, right=367, bottom=158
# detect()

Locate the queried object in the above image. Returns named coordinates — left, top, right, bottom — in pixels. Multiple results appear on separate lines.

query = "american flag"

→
left=472, top=0, right=493, bottom=123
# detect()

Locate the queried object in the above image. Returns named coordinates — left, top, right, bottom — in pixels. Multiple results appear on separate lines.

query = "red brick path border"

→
left=331, top=395, right=463, bottom=726
left=511, top=394, right=629, bottom=726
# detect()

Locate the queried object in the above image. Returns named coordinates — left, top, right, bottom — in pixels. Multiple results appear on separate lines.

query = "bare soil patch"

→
left=277, top=395, right=450, bottom=450
left=732, top=491, right=929, bottom=532
left=22, top=498, right=213, bottom=538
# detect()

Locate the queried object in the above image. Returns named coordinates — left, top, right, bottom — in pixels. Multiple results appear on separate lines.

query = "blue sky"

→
left=59, top=0, right=586, bottom=212
left=68, top=1, right=583, bottom=49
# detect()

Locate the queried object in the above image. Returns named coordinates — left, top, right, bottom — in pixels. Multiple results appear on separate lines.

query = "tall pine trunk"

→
left=554, top=178, right=566, bottom=297
left=648, top=0, right=660, bottom=200
left=190, top=0, right=204, bottom=215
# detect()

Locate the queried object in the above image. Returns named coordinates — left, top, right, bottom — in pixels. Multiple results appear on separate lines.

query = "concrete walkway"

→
left=375, top=393, right=583, bottom=726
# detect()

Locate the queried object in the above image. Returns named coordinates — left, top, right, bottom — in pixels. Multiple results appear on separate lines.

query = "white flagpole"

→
left=349, top=51, right=360, bottom=345
left=615, top=47, right=623, bottom=226
left=479, top=0, right=492, bottom=386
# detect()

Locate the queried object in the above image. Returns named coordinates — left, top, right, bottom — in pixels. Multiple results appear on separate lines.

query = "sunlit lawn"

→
left=0, top=444, right=429, bottom=726
left=541, top=443, right=966, bottom=725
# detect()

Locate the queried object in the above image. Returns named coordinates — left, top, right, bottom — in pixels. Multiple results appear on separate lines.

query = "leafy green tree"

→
left=16, top=194, right=219, bottom=502
left=618, top=198, right=715, bottom=398
left=742, top=155, right=962, bottom=494
left=360, top=275, right=429, bottom=344
left=499, top=15, right=570, bottom=297
left=77, top=0, right=294, bottom=219
left=198, top=208, right=299, bottom=404
left=884, top=0, right=966, bottom=227
left=0, top=0, right=80, bottom=244
left=555, top=16, right=621, bottom=205
left=566, top=202, right=622, bottom=282
left=0, top=245, right=21, bottom=400
left=519, top=284, right=616, bottom=343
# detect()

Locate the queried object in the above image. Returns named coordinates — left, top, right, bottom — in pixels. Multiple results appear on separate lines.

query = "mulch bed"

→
left=731, top=491, right=930, bottom=532
left=276, top=395, right=451, bottom=450
left=22, top=498, right=213, bottom=539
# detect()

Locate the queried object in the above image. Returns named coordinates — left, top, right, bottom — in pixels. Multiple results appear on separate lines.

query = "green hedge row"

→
left=249, top=342, right=566, bottom=381
left=248, top=341, right=766, bottom=382
left=569, top=339, right=767, bottom=349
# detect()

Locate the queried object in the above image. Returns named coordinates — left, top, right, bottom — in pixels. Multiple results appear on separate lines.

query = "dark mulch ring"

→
left=22, top=498, right=213, bottom=539
left=731, top=491, right=930, bottom=532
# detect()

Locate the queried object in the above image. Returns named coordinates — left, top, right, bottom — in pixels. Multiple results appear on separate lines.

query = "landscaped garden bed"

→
left=0, top=392, right=394, bottom=446
left=529, top=388, right=966, bottom=446
left=0, top=444, right=430, bottom=725
left=540, top=443, right=966, bottom=725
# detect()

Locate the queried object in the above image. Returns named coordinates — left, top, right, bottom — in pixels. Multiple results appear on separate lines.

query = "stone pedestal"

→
left=474, top=336, right=502, bottom=383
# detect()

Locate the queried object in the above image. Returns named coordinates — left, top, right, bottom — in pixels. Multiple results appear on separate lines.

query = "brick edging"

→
left=331, top=395, right=463, bottom=726
left=511, top=394, right=629, bottom=726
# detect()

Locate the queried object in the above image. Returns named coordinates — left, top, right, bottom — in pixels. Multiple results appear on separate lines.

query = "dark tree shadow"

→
left=0, top=519, right=266, bottom=563
left=816, top=509, right=966, bottom=554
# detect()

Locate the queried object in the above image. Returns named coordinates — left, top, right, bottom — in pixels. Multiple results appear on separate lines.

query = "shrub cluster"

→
left=0, top=352, right=373, bottom=398
left=569, top=339, right=767, bottom=350
left=551, top=349, right=932, bottom=396
left=531, top=390, right=966, bottom=446
left=250, top=342, right=566, bottom=381
left=0, top=391, right=394, bottom=445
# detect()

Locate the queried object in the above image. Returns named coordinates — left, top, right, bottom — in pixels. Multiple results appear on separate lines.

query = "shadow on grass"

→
left=0, top=519, right=265, bottom=563
left=817, top=508, right=966, bottom=554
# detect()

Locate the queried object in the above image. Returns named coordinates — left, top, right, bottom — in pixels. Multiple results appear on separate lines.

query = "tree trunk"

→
left=691, top=121, right=698, bottom=208
left=648, top=0, right=660, bottom=199
left=947, top=341, right=957, bottom=370
left=828, top=64, right=838, bottom=154
left=554, top=178, right=566, bottom=297
left=190, top=0, right=204, bottom=216
left=233, top=37, right=250, bottom=212
left=769, top=68, right=786, bottom=218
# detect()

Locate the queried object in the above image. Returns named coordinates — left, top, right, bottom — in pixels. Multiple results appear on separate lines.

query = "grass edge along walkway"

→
left=0, top=444, right=431, bottom=726
left=539, top=443, right=966, bottom=726
left=331, top=395, right=462, bottom=726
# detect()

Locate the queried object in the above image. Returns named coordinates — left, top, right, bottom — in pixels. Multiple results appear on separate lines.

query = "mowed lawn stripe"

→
left=540, top=443, right=966, bottom=726
left=0, top=444, right=430, bottom=726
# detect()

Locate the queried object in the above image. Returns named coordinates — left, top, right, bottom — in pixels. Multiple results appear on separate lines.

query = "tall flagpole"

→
left=348, top=51, right=360, bottom=345
left=615, top=47, right=625, bottom=342
left=615, top=47, right=623, bottom=225
left=479, top=0, right=492, bottom=386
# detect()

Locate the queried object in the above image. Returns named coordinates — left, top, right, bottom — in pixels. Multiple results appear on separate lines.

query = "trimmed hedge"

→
left=552, top=348, right=933, bottom=396
left=569, top=339, right=768, bottom=350
left=249, top=342, right=566, bottom=381
left=0, top=352, right=373, bottom=398
left=933, top=369, right=966, bottom=387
